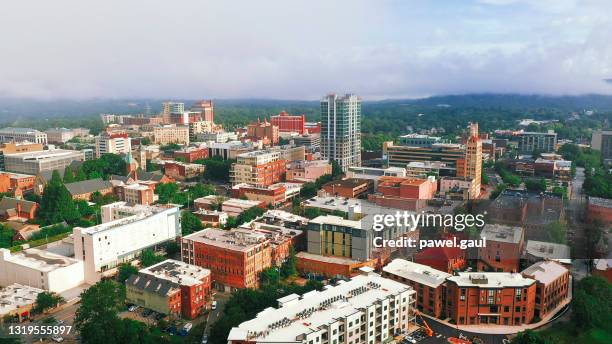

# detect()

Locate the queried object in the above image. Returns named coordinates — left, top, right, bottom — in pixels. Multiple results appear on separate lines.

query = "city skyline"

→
left=1, top=0, right=611, bottom=100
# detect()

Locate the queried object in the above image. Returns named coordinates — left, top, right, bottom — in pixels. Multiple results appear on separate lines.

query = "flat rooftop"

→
left=447, top=272, right=535, bottom=288
left=1, top=248, right=81, bottom=272
left=309, top=215, right=361, bottom=228
left=295, top=251, right=362, bottom=265
left=383, top=259, right=451, bottom=288
left=525, top=240, right=571, bottom=260
left=80, top=202, right=174, bottom=235
left=589, top=196, right=612, bottom=208
left=521, top=261, right=568, bottom=285
left=183, top=228, right=268, bottom=252
left=140, top=259, right=210, bottom=286
left=480, top=224, right=523, bottom=244
left=0, top=284, right=44, bottom=315
left=227, top=273, right=413, bottom=342
left=4, top=149, right=82, bottom=159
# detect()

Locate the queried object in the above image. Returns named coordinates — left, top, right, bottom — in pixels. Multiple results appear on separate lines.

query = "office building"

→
left=398, top=134, right=447, bottom=147
left=181, top=228, right=272, bottom=291
left=161, top=102, right=185, bottom=123
left=0, top=127, right=47, bottom=144
left=382, top=259, right=451, bottom=318
left=95, top=132, right=132, bottom=157
left=517, top=131, right=557, bottom=154
left=126, top=259, right=211, bottom=319
left=73, top=202, right=181, bottom=283
left=291, top=134, right=320, bottom=152
left=345, top=166, right=407, bottom=188
left=0, top=248, right=84, bottom=293
left=227, top=272, right=416, bottom=344
left=246, top=118, right=279, bottom=145
left=321, top=94, right=361, bottom=172
left=456, top=123, right=482, bottom=197
left=591, top=130, right=612, bottom=162
left=4, top=149, right=84, bottom=175
left=445, top=272, right=536, bottom=326
left=0, top=142, right=44, bottom=170
left=521, top=260, right=570, bottom=319
left=154, top=125, right=190, bottom=145
left=190, top=100, right=214, bottom=123
left=384, top=142, right=465, bottom=172
left=270, top=111, right=306, bottom=134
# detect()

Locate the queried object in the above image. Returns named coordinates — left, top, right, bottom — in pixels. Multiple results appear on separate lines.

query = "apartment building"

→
left=126, top=259, right=211, bottom=319
left=517, top=131, right=557, bottom=154
left=445, top=272, right=536, bottom=326
left=230, top=150, right=286, bottom=187
left=0, top=127, right=47, bottom=144
left=382, top=259, right=451, bottom=318
left=95, top=132, right=132, bottom=157
left=478, top=224, right=525, bottom=273
left=231, top=183, right=301, bottom=207
left=521, top=260, right=570, bottom=319
left=73, top=202, right=181, bottom=283
left=0, top=248, right=84, bottom=293
left=120, top=183, right=155, bottom=205
left=181, top=228, right=272, bottom=291
left=4, top=149, right=84, bottom=175
left=154, top=125, right=190, bottom=145
left=286, top=160, right=332, bottom=183
left=227, top=272, right=416, bottom=344
left=321, top=93, right=361, bottom=172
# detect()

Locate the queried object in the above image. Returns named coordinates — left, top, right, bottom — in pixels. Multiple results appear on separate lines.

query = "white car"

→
left=51, top=335, right=64, bottom=343
left=211, top=301, right=217, bottom=310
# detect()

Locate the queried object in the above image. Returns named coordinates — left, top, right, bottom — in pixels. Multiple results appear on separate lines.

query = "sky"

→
left=0, top=0, right=611, bottom=100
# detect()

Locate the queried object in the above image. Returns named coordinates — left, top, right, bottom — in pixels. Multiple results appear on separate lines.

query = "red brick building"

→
left=164, top=161, right=205, bottom=181
left=0, top=197, right=39, bottom=221
left=382, top=259, right=451, bottom=318
left=125, top=259, right=211, bottom=320
left=0, top=172, right=36, bottom=193
left=521, top=260, right=570, bottom=319
left=445, top=272, right=536, bottom=326
left=174, top=147, right=209, bottom=163
left=246, top=118, right=279, bottom=145
left=270, top=111, right=306, bottom=134
left=181, top=228, right=272, bottom=291
left=296, top=252, right=376, bottom=278
left=191, top=100, right=214, bottom=123
left=587, top=197, right=612, bottom=226
left=322, top=178, right=373, bottom=198
left=478, top=224, right=525, bottom=272
left=415, top=245, right=467, bottom=274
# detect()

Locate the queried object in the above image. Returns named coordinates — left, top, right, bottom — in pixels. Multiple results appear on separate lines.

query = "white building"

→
left=95, top=132, right=132, bottom=157
left=321, top=94, right=361, bottom=172
left=0, top=127, right=47, bottom=144
left=227, top=271, right=416, bottom=344
left=346, top=166, right=407, bottom=188
left=3, top=149, right=85, bottom=175
left=73, top=202, right=181, bottom=283
left=0, top=248, right=84, bottom=293
left=0, top=284, right=43, bottom=319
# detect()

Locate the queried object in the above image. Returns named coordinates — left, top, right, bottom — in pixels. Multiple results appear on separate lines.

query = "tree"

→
left=299, top=182, right=318, bottom=198
left=34, top=292, right=64, bottom=314
left=261, top=267, right=280, bottom=285
left=164, top=241, right=181, bottom=257
left=117, top=263, right=139, bottom=284
left=75, top=166, right=88, bottom=181
left=571, top=275, right=612, bottom=331
left=74, top=280, right=126, bottom=344
left=181, top=211, right=203, bottom=235
left=75, top=199, right=95, bottom=217
left=37, top=170, right=80, bottom=225
left=331, top=160, right=342, bottom=179
left=525, top=178, right=547, bottom=193
left=280, top=246, right=297, bottom=278
left=81, top=153, right=127, bottom=179
left=140, top=249, right=164, bottom=267
left=511, top=330, right=551, bottom=344
left=63, top=166, right=75, bottom=183
left=545, top=221, right=567, bottom=244
left=304, top=207, right=321, bottom=219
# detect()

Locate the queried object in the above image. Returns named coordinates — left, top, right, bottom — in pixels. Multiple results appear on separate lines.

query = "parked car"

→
left=211, top=301, right=217, bottom=310
left=51, top=335, right=64, bottom=343
left=201, top=334, right=208, bottom=344
left=179, top=323, right=193, bottom=336
left=128, top=305, right=137, bottom=312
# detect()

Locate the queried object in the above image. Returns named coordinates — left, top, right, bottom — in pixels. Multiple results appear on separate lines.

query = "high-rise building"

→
left=161, top=102, right=185, bottom=123
left=591, top=130, right=612, bottom=162
left=456, top=122, right=482, bottom=198
left=190, top=100, right=214, bottom=122
left=230, top=150, right=286, bottom=187
left=320, top=94, right=361, bottom=172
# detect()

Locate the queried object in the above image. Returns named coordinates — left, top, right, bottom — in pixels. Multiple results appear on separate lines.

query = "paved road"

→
left=416, top=317, right=510, bottom=344
left=203, top=291, right=230, bottom=335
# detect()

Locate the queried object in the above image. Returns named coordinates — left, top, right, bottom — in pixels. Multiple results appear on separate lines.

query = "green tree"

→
left=545, top=221, right=567, bottom=244
left=280, top=246, right=297, bottom=278
left=304, top=207, right=321, bottom=219
left=511, top=330, right=551, bottom=344
left=63, top=166, right=75, bottom=183
left=74, top=280, right=126, bottom=344
left=331, top=160, right=342, bottom=179
left=525, top=178, right=547, bottom=193
left=181, top=211, right=203, bottom=235
left=571, top=276, right=612, bottom=331
left=300, top=182, right=318, bottom=198
left=260, top=267, right=280, bottom=285
left=37, top=170, right=80, bottom=225
left=75, top=166, right=88, bottom=181
left=140, top=249, right=164, bottom=267
left=34, top=292, right=64, bottom=314
left=117, top=263, right=139, bottom=284
left=164, top=241, right=181, bottom=257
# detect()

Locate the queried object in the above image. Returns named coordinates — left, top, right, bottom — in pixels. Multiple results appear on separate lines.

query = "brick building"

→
left=414, top=245, right=467, bottom=274
left=321, top=178, right=373, bottom=198
left=0, top=172, right=36, bottom=193
left=382, top=259, right=451, bottom=318
left=521, top=260, right=570, bottom=319
left=246, top=118, right=279, bottom=145
left=164, top=161, right=205, bottom=181
left=64, top=178, right=113, bottom=201
left=270, top=111, right=306, bottom=134
left=230, top=150, right=286, bottom=187
left=125, top=259, right=211, bottom=319
left=173, top=147, right=209, bottom=163
left=181, top=228, right=272, bottom=291
left=478, top=224, right=525, bottom=272
left=285, top=160, right=332, bottom=183
left=445, top=272, right=536, bottom=326
left=0, top=197, right=39, bottom=221
left=587, top=197, right=612, bottom=226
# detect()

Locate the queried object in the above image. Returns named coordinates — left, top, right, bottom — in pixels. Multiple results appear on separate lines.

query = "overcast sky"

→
left=1, top=0, right=611, bottom=100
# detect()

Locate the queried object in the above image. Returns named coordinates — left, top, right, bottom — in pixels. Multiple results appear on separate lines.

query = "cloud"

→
left=0, top=0, right=610, bottom=99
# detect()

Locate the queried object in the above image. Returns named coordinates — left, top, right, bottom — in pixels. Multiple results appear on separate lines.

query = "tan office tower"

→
left=457, top=122, right=482, bottom=198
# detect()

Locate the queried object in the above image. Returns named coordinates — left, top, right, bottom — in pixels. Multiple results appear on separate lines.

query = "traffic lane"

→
left=417, top=317, right=509, bottom=344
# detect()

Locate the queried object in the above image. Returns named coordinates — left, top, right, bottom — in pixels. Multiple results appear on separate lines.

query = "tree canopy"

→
left=36, top=170, right=80, bottom=225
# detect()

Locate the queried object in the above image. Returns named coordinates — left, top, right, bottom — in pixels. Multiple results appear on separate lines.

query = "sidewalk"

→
left=421, top=297, right=572, bottom=335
